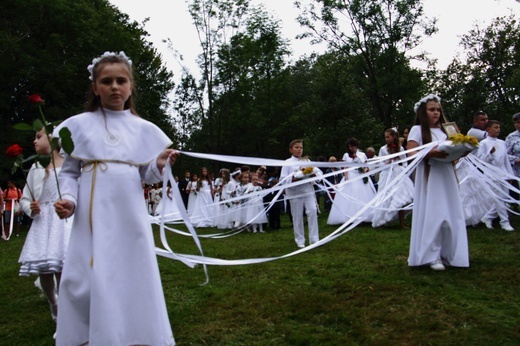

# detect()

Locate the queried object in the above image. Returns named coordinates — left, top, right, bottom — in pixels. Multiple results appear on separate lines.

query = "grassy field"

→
left=1, top=212, right=520, bottom=345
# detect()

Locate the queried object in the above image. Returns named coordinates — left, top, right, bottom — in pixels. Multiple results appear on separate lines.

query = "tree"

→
left=0, top=0, right=175, bottom=183
left=436, top=14, right=520, bottom=132
left=295, top=0, right=434, bottom=128
left=212, top=7, right=291, bottom=157
left=187, top=0, right=250, bottom=153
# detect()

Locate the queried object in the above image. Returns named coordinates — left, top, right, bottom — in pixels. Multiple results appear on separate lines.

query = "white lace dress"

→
left=18, top=168, right=72, bottom=276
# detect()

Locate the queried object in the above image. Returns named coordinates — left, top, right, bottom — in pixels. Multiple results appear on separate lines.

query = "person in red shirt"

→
left=3, top=180, right=22, bottom=239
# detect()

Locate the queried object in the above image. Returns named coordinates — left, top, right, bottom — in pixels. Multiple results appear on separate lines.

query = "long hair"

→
left=346, top=138, right=359, bottom=158
left=198, top=167, right=212, bottom=190
left=413, top=99, right=448, bottom=144
left=385, top=128, right=401, bottom=154
left=220, top=168, right=230, bottom=185
left=85, top=55, right=137, bottom=114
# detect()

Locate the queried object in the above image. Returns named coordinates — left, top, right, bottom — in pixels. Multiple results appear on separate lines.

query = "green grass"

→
left=1, top=213, right=520, bottom=345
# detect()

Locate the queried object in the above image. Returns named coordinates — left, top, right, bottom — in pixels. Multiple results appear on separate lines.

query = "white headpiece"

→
left=414, top=94, right=441, bottom=113
left=87, top=51, right=133, bottom=81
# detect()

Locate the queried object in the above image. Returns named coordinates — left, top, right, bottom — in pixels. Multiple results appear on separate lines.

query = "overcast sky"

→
left=108, top=0, right=519, bottom=80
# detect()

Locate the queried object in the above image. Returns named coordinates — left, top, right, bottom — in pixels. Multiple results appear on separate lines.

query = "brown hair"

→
left=385, top=128, right=401, bottom=154
left=85, top=55, right=137, bottom=114
left=289, top=139, right=302, bottom=148
left=413, top=99, right=448, bottom=144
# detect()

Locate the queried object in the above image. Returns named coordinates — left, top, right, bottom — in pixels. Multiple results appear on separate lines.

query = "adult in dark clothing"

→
left=178, top=170, right=191, bottom=208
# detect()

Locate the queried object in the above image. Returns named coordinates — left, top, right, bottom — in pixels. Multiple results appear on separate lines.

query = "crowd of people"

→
left=3, top=50, right=520, bottom=344
left=142, top=99, right=520, bottom=268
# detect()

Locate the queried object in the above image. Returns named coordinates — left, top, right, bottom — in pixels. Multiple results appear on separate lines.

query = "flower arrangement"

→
left=292, top=156, right=318, bottom=179
left=448, top=133, right=479, bottom=147
left=433, top=133, right=479, bottom=162
left=302, top=167, right=314, bottom=175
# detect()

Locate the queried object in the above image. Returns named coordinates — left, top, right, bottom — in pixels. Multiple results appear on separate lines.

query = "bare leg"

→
left=39, top=274, right=58, bottom=321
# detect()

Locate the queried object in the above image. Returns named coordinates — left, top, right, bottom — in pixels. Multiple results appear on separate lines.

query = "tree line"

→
left=1, top=0, right=520, bottom=184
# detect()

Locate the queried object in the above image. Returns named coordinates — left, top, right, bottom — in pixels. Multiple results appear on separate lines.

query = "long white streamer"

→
left=153, top=142, right=520, bottom=270
left=153, top=142, right=434, bottom=267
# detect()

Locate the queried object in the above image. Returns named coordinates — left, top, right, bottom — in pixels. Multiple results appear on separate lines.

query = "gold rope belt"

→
left=82, top=160, right=139, bottom=267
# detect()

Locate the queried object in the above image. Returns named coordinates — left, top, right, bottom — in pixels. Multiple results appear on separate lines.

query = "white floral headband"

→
left=87, top=51, right=133, bottom=81
left=414, top=94, right=441, bottom=113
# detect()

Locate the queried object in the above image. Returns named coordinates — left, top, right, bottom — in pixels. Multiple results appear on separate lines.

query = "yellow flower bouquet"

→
left=294, top=158, right=319, bottom=179
left=433, top=133, right=479, bottom=162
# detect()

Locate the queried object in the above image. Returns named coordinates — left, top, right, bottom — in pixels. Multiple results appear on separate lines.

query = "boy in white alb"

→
left=478, top=120, right=515, bottom=231
left=280, top=139, right=322, bottom=248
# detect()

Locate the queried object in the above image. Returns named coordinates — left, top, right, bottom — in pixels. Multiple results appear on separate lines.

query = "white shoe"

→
left=430, top=260, right=445, bottom=271
left=297, top=244, right=305, bottom=248
left=501, top=222, right=514, bottom=231
left=481, top=217, right=494, bottom=229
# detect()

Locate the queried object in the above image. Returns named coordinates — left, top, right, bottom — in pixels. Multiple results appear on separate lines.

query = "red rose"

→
left=28, top=94, right=43, bottom=104
left=6, top=144, right=23, bottom=158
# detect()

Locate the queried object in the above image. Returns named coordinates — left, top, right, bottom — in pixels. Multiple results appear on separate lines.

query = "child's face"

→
left=487, top=123, right=500, bottom=137
left=252, top=175, right=259, bottom=185
left=92, top=62, right=133, bottom=111
left=33, top=129, right=51, bottom=155
left=514, top=119, right=520, bottom=132
left=426, top=100, right=441, bottom=127
left=192, top=174, right=198, bottom=181
left=289, top=143, right=303, bottom=158
left=384, top=132, right=395, bottom=145
left=241, top=173, right=249, bottom=184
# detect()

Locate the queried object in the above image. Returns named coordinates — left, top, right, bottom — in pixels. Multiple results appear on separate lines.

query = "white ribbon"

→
left=152, top=142, right=520, bottom=270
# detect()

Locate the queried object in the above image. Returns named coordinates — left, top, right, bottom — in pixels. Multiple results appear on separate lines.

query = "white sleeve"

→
left=58, top=155, right=82, bottom=206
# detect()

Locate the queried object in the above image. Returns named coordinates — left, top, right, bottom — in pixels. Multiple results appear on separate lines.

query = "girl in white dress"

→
left=246, top=173, right=268, bottom=232
left=216, top=168, right=234, bottom=229
left=406, top=94, right=469, bottom=271
left=154, top=182, right=181, bottom=221
left=53, top=51, right=177, bottom=345
left=236, top=171, right=251, bottom=229
left=19, top=129, right=72, bottom=324
left=213, top=169, right=224, bottom=218
left=372, top=128, right=414, bottom=228
left=190, top=167, right=215, bottom=227
left=327, top=138, right=376, bottom=225
left=228, top=169, right=242, bottom=228
left=187, top=174, right=198, bottom=217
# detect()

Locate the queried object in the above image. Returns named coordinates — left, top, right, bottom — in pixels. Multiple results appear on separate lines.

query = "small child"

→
left=245, top=173, right=268, bottom=233
left=53, top=51, right=177, bottom=345
left=407, top=94, right=469, bottom=271
left=187, top=173, right=199, bottom=217
left=236, top=171, right=251, bottom=229
left=279, top=139, right=322, bottom=248
left=478, top=120, right=515, bottom=231
left=19, top=128, right=72, bottom=326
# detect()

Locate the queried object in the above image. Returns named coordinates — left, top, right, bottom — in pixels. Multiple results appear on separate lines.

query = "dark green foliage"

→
left=436, top=15, right=520, bottom=135
left=0, top=0, right=175, bottom=183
